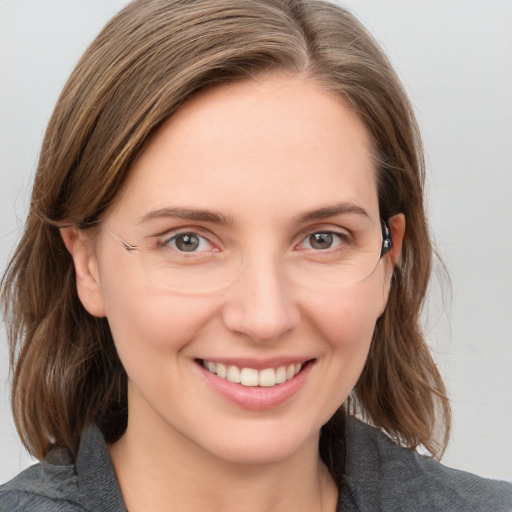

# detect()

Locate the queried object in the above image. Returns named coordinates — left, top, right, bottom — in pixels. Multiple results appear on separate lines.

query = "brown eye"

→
left=172, top=233, right=201, bottom=252
left=308, top=233, right=334, bottom=250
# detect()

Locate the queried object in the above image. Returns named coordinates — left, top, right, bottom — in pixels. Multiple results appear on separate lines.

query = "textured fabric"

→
left=1, top=419, right=511, bottom=511
left=0, top=426, right=126, bottom=512
left=339, top=420, right=512, bottom=511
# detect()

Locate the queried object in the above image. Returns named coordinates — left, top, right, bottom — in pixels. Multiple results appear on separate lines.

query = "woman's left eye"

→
left=162, top=232, right=213, bottom=253
left=297, top=231, right=346, bottom=251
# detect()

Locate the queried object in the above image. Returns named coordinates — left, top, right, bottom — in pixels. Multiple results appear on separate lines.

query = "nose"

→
left=220, top=253, right=300, bottom=343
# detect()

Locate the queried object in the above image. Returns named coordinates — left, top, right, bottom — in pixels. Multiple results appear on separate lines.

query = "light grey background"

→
left=1, top=0, right=511, bottom=483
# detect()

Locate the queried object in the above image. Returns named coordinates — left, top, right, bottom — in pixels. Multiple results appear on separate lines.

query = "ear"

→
left=60, top=227, right=106, bottom=317
left=376, top=213, right=406, bottom=317
left=387, top=213, right=406, bottom=268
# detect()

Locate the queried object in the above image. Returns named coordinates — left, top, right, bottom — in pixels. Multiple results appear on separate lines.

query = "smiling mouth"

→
left=198, top=359, right=311, bottom=388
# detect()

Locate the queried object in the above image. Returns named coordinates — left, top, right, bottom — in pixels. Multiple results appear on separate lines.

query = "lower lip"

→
left=198, top=361, right=314, bottom=411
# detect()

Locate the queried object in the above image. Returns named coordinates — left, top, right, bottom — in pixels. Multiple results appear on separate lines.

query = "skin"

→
left=62, top=75, right=405, bottom=512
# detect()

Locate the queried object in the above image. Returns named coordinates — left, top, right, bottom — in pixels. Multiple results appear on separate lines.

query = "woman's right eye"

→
left=161, top=232, right=214, bottom=253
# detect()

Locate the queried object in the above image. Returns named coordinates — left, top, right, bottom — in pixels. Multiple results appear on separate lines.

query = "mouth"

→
left=197, top=359, right=312, bottom=388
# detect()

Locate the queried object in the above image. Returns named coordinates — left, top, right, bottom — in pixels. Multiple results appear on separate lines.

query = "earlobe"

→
left=60, top=226, right=106, bottom=317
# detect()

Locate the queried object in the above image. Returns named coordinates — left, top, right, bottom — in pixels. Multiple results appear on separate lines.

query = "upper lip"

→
left=196, top=357, right=314, bottom=370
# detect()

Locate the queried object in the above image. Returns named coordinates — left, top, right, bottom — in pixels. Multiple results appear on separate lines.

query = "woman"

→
left=1, top=0, right=511, bottom=510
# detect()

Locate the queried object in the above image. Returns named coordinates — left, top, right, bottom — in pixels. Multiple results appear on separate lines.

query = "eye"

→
left=308, top=232, right=335, bottom=250
left=298, top=231, right=347, bottom=251
left=162, top=232, right=214, bottom=253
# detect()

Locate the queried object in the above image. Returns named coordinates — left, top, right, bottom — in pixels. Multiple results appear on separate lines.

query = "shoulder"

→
left=343, top=418, right=512, bottom=512
left=0, top=425, right=125, bottom=512
left=0, top=450, right=85, bottom=512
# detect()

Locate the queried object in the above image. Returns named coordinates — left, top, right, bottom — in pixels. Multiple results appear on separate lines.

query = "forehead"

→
left=110, top=75, right=379, bottom=226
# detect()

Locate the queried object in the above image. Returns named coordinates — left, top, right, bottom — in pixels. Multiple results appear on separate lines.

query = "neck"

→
left=109, top=407, right=337, bottom=512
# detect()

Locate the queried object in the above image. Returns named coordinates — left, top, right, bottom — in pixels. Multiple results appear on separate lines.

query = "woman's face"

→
left=70, top=75, right=403, bottom=465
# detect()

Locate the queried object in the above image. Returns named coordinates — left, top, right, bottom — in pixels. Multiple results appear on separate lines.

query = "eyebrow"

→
left=137, top=207, right=229, bottom=225
left=296, top=203, right=370, bottom=223
left=136, top=202, right=370, bottom=226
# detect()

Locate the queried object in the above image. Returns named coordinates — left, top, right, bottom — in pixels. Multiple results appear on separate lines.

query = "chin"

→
left=194, top=417, right=323, bottom=467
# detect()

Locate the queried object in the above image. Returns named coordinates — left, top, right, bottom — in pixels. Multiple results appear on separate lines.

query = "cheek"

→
left=303, top=274, right=389, bottom=402
left=307, top=274, right=388, bottom=345
left=318, top=296, right=376, bottom=381
left=100, top=273, right=216, bottom=372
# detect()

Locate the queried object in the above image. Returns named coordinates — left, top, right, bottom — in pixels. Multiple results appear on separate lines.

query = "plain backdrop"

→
left=1, top=0, right=511, bottom=483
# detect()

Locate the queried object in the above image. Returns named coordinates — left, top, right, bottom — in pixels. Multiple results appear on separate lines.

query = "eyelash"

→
left=159, top=231, right=217, bottom=253
left=157, top=228, right=351, bottom=254
left=295, top=230, right=350, bottom=252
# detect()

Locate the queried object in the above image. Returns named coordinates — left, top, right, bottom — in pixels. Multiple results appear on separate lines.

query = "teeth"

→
left=226, top=365, right=241, bottom=383
left=216, top=363, right=227, bottom=379
left=275, top=366, right=287, bottom=384
left=258, top=368, right=276, bottom=387
left=240, top=368, right=259, bottom=386
left=202, top=360, right=304, bottom=387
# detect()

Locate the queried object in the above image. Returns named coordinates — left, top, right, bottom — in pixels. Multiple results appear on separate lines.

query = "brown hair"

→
left=1, top=0, right=450, bottom=475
